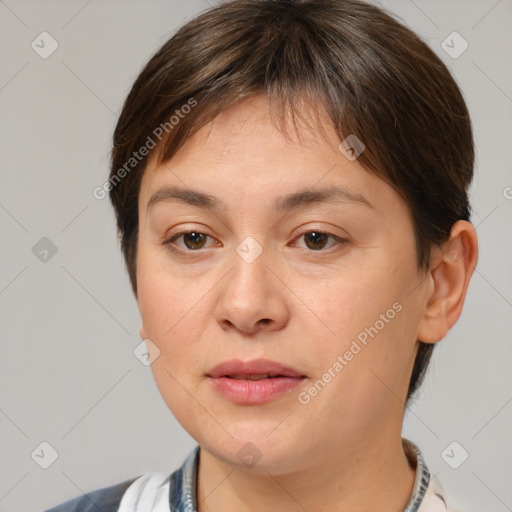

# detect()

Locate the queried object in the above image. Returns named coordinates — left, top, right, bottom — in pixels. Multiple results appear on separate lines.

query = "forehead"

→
left=138, top=95, right=400, bottom=217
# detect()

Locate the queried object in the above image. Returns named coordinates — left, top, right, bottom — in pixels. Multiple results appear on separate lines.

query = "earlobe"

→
left=417, top=220, right=478, bottom=344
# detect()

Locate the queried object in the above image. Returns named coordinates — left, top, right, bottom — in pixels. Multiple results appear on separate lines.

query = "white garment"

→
left=418, top=477, right=454, bottom=512
left=118, top=468, right=454, bottom=512
left=118, top=472, right=171, bottom=512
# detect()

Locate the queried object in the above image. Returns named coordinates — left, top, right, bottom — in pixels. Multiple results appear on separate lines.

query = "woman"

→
left=47, top=0, right=478, bottom=510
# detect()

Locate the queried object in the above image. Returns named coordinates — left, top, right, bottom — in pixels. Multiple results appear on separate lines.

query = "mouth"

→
left=224, top=373, right=294, bottom=380
left=206, top=359, right=306, bottom=404
left=206, top=358, right=306, bottom=379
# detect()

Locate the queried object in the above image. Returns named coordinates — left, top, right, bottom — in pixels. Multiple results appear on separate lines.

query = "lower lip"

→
left=207, top=376, right=305, bottom=404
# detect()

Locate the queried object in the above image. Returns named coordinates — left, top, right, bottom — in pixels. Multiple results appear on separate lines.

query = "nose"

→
left=214, top=242, right=290, bottom=336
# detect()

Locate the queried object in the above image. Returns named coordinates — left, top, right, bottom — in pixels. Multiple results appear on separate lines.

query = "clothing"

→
left=44, top=438, right=454, bottom=512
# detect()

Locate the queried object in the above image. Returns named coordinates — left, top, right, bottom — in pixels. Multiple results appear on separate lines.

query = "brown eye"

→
left=293, top=231, right=348, bottom=252
left=163, top=231, right=217, bottom=252
left=181, top=232, right=207, bottom=250
left=303, top=231, right=330, bottom=250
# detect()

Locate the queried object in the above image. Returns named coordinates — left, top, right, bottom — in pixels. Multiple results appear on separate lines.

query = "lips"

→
left=228, top=373, right=284, bottom=380
left=206, top=359, right=306, bottom=404
left=206, top=358, right=306, bottom=379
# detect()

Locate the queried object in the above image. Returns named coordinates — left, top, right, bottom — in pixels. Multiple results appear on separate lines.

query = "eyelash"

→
left=162, top=229, right=349, bottom=254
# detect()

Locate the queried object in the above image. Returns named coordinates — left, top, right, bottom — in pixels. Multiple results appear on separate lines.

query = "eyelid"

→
left=292, top=221, right=350, bottom=241
left=163, top=226, right=349, bottom=254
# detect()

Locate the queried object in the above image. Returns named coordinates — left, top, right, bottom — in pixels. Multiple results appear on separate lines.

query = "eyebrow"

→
left=146, top=185, right=373, bottom=213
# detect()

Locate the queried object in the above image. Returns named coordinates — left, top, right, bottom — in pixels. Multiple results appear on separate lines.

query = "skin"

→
left=136, top=94, right=478, bottom=512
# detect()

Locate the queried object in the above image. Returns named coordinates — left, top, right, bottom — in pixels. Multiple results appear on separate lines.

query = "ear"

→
left=417, top=220, right=478, bottom=343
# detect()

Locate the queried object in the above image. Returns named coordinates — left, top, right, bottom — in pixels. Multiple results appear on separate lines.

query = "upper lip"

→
left=206, top=358, right=306, bottom=379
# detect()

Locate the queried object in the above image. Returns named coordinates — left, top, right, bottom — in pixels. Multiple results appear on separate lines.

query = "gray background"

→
left=0, top=1, right=511, bottom=511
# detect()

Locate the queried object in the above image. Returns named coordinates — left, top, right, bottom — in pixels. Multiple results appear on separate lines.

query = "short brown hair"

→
left=108, top=0, right=474, bottom=403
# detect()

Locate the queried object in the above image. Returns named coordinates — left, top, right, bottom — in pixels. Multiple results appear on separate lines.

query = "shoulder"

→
left=43, top=476, right=140, bottom=512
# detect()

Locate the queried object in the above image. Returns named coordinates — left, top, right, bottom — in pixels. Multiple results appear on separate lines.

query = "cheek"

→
left=136, top=253, right=197, bottom=374
left=136, top=255, right=209, bottom=425
left=135, top=244, right=226, bottom=392
left=295, top=262, right=400, bottom=344
left=137, top=241, right=202, bottom=334
left=294, top=259, right=418, bottom=395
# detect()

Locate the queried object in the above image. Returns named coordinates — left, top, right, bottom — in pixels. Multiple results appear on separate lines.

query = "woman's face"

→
left=136, top=95, right=432, bottom=472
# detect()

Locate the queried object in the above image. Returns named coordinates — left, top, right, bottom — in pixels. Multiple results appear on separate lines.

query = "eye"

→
left=162, top=229, right=348, bottom=254
left=163, top=231, right=218, bottom=252
left=292, top=230, right=348, bottom=251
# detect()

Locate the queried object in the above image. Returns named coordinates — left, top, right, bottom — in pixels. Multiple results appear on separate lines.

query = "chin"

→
left=199, top=426, right=304, bottom=472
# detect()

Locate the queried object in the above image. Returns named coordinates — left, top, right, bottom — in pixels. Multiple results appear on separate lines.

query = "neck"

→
left=196, top=425, right=416, bottom=512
